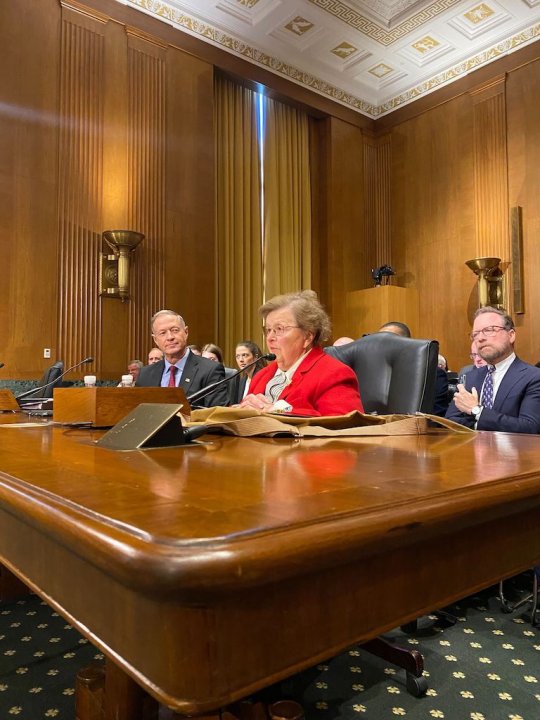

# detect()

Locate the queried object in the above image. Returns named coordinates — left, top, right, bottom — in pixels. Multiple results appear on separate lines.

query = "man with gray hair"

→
left=136, top=310, right=229, bottom=407
left=446, top=306, right=540, bottom=433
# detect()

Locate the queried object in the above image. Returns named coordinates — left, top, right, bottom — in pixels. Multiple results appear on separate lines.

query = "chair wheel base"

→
left=405, top=673, right=428, bottom=697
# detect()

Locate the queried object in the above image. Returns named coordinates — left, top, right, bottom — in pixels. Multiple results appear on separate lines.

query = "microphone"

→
left=186, top=353, right=276, bottom=405
left=16, top=356, right=94, bottom=401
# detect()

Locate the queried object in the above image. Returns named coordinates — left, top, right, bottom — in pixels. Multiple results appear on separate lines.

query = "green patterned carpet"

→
left=0, top=582, right=537, bottom=719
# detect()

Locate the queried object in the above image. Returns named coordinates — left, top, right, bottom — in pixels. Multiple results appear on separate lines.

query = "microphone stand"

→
left=16, top=357, right=94, bottom=401
left=187, top=353, right=275, bottom=405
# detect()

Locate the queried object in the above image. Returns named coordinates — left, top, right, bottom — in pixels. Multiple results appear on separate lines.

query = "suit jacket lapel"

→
left=179, top=352, right=199, bottom=392
left=280, top=350, right=321, bottom=401
left=148, top=361, right=164, bottom=386
left=493, top=358, right=523, bottom=409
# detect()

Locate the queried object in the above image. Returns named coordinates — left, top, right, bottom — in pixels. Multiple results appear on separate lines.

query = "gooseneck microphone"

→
left=16, top=357, right=94, bottom=401
left=187, top=353, right=276, bottom=405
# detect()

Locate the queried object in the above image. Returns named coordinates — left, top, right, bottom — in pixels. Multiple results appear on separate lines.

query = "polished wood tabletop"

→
left=0, top=414, right=539, bottom=714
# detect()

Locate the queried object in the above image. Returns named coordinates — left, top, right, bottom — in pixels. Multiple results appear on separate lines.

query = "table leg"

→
left=76, top=661, right=159, bottom=720
left=103, top=658, right=157, bottom=720
left=76, top=664, right=303, bottom=720
left=76, top=664, right=105, bottom=720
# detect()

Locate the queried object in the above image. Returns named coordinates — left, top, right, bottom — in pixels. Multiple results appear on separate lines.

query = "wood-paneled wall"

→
left=313, top=52, right=540, bottom=365
left=1, top=0, right=215, bottom=379
left=3, top=0, right=540, bottom=377
left=506, top=61, right=540, bottom=363
left=312, top=117, right=375, bottom=338
left=383, top=61, right=540, bottom=370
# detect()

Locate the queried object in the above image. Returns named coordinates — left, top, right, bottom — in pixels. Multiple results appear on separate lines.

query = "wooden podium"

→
left=53, top=387, right=190, bottom=427
left=0, top=390, right=19, bottom=412
left=346, top=286, right=419, bottom=338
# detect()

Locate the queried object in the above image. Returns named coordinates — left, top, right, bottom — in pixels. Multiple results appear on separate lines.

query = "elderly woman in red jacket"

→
left=239, top=290, right=363, bottom=417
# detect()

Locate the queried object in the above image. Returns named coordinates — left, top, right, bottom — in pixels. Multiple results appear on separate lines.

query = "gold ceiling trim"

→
left=126, top=1, right=540, bottom=118
left=307, top=0, right=462, bottom=46
left=378, top=24, right=540, bottom=115
left=127, top=0, right=377, bottom=114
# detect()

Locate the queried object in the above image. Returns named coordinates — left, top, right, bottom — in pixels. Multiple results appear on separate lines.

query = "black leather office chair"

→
left=325, top=332, right=438, bottom=415
left=499, top=567, right=539, bottom=627
left=23, top=361, right=64, bottom=399
left=326, top=333, right=440, bottom=696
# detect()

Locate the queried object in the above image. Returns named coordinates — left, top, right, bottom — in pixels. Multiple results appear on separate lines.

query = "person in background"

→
left=333, top=336, right=355, bottom=347
left=128, top=360, right=143, bottom=383
left=240, top=290, right=363, bottom=417
left=471, top=345, right=487, bottom=369
left=187, top=344, right=202, bottom=356
left=117, top=359, right=143, bottom=387
left=457, top=341, right=487, bottom=384
left=438, top=354, right=448, bottom=371
left=229, top=341, right=267, bottom=405
left=147, top=348, right=164, bottom=365
left=136, top=310, right=229, bottom=407
left=446, top=306, right=540, bottom=433
left=379, top=320, right=449, bottom=416
left=379, top=321, right=411, bottom=337
left=201, top=343, right=224, bottom=364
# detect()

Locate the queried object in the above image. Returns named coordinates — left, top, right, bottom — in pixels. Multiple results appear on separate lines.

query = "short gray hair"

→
left=150, top=310, right=185, bottom=331
left=259, top=289, right=331, bottom=346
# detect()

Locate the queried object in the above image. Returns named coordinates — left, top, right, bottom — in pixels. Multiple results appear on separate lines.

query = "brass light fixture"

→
left=99, top=230, right=144, bottom=301
left=465, top=257, right=505, bottom=309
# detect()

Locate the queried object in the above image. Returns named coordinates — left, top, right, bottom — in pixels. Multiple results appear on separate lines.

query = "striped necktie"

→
left=481, top=365, right=495, bottom=409
left=265, top=371, right=287, bottom=403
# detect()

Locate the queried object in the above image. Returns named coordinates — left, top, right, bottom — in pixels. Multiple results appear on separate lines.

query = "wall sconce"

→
left=99, top=230, right=144, bottom=301
left=465, top=257, right=505, bottom=309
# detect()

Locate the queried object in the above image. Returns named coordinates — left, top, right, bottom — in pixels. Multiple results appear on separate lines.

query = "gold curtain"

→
left=263, top=98, right=312, bottom=299
left=215, top=75, right=263, bottom=362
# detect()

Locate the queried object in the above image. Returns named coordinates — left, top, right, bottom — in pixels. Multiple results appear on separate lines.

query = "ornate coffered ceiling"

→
left=120, top=0, right=540, bottom=117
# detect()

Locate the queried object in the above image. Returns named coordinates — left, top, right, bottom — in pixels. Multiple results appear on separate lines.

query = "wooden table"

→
left=0, top=415, right=539, bottom=717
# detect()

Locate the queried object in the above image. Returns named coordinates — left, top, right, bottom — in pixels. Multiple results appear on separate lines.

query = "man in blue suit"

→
left=446, top=306, right=540, bottom=433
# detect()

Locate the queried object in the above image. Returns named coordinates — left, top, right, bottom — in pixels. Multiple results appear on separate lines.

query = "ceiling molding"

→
left=118, top=0, right=540, bottom=118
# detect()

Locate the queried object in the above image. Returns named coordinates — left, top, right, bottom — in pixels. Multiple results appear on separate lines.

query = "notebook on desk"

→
left=17, top=397, right=54, bottom=415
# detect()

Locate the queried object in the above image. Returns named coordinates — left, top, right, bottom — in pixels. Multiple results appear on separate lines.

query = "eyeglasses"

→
left=236, top=353, right=254, bottom=360
left=153, top=327, right=184, bottom=339
left=470, top=353, right=480, bottom=360
left=263, top=325, right=299, bottom=337
left=470, top=325, right=508, bottom=341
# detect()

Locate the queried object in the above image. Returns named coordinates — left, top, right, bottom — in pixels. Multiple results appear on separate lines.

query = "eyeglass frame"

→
left=470, top=325, right=510, bottom=341
left=263, top=325, right=300, bottom=337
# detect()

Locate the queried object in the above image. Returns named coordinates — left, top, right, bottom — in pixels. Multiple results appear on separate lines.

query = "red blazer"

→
left=248, top=347, right=364, bottom=417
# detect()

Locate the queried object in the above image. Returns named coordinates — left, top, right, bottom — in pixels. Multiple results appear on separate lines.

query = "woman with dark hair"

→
left=229, top=340, right=267, bottom=404
left=240, top=290, right=363, bottom=416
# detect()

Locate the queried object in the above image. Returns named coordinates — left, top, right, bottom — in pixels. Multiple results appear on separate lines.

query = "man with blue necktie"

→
left=446, top=306, right=540, bottom=433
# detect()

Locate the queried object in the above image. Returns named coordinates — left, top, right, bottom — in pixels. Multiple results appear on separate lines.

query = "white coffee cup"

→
left=120, top=374, right=134, bottom=387
left=84, top=375, right=97, bottom=387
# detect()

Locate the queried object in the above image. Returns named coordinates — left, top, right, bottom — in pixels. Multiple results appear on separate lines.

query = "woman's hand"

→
left=238, top=393, right=274, bottom=412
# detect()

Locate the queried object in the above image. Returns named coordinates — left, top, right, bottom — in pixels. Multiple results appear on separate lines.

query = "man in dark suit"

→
left=136, top=310, right=229, bottom=408
left=446, top=306, right=540, bottom=433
